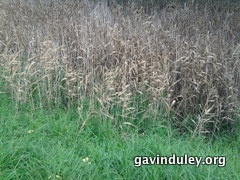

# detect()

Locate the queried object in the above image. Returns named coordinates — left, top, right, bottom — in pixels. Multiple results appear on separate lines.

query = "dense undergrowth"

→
left=0, top=1, right=240, bottom=179
left=0, top=1, right=240, bottom=135
left=0, top=92, right=240, bottom=179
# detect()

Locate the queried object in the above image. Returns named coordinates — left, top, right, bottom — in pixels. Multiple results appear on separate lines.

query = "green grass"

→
left=0, top=93, right=239, bottom=180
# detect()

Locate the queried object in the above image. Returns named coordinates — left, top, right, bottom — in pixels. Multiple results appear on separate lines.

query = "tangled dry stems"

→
left=0, top=0, right=239, bottom=135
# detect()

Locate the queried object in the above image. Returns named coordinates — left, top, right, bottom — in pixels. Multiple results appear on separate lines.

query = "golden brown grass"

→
left=0, top=0, right=239, bottom=135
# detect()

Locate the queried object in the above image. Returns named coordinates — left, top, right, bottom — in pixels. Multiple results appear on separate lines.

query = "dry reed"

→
left=0, top=0, right=239, bottom=135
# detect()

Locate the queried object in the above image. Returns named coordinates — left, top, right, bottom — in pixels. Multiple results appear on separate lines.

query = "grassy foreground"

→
left=0, top=93, right=239, bottom=180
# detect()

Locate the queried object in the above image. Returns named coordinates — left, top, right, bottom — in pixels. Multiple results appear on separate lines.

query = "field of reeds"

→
left=0, top=0, right=240, bottom=179
left=0, top=0, right=239, bottom=135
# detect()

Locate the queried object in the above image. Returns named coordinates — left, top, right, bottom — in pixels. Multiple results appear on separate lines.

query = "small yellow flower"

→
left=82, top=157, right=92, bottom=164
left=27, top=130, right=34, bottom=133
left=48, top=175, right=61, bottom=179
left=82, top=157, right=89, bottom=162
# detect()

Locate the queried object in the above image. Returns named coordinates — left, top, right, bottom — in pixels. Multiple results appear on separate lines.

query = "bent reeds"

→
left=0, top=0, right=239, bottom=134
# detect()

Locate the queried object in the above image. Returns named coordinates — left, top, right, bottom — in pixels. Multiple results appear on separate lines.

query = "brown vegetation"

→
left=0, top=0, right=239, bottom=135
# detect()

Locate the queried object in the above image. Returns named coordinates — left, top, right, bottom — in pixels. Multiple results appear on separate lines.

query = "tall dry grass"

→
left=0, top=0, right=239, bottom=135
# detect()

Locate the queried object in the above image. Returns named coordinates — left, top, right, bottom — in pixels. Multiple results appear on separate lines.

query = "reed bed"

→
left=0, top=0, right=239, bottom=135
